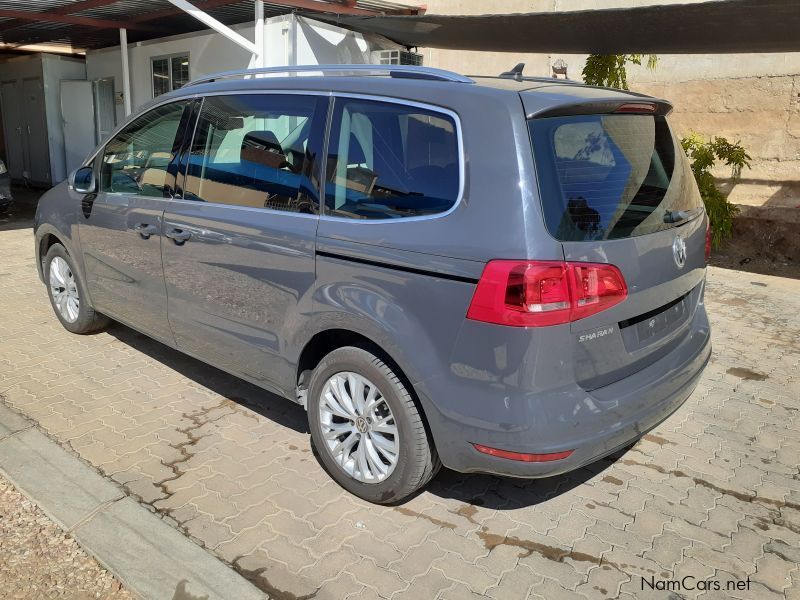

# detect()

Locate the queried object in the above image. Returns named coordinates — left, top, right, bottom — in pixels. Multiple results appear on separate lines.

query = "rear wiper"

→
left=663, top=210, right=689, bottom=224
left=663, top=208, right=702, bottom=224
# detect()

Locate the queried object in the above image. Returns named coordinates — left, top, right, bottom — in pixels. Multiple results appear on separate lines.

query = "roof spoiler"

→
left=528, top=97, right=673, bottom=119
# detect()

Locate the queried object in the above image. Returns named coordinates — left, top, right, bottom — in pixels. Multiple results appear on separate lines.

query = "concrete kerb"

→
left=0, top=398, right=267, bottom=600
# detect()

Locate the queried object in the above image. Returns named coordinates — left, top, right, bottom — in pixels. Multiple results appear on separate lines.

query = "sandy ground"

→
left=0, top=475, right=131, bottom=600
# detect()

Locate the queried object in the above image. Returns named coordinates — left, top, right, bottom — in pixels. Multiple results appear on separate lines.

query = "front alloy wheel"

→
left=43, top=243, right=109, bottom=334
left=48, top=256, right=80, bottom=323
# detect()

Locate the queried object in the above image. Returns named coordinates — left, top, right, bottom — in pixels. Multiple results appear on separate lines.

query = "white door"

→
left=61, top=80, right=96, bottom=174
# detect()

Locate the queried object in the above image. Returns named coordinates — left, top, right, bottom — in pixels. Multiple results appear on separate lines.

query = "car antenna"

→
left=499, top=63, right=525, bottom=82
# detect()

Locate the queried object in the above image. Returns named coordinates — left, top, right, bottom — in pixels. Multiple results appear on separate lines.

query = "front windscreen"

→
left=529, top=114, right=703, bottom=241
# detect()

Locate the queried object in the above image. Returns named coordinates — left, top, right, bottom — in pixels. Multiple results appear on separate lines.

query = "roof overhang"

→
left=0, top=0, right=422, bottom=54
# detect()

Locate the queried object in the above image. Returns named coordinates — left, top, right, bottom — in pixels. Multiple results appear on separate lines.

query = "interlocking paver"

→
left=751, top=553, right=796, bottom=593
left=1, top=224, right=799, bottom=599
left=348, top=557, right=408, bottom=597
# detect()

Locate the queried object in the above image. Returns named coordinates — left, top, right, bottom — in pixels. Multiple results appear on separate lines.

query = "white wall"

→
left=85, top=15, right=402, bottom=125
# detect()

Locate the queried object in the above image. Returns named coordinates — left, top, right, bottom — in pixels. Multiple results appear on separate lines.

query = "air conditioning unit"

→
left=373, top=49, right=423, bottom=66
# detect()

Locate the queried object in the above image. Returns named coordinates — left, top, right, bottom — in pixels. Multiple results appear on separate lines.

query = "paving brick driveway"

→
left=1, top=223, right=798, bottom=600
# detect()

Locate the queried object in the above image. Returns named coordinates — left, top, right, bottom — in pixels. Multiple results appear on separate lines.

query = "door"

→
left=22, top=78, right=50, bottom=184
left=0, top=81, right=23, bottom=180
left=162, top=93, right=327, bottom=392
left=79, top=99, right=193, bottom=345
left=61, top=80, right=96, bottom=175
left=93, top=78, right=117, bottom=143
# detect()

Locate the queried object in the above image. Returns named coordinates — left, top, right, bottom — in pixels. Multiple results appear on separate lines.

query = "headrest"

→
left=242, top=130, right=283, bottom=154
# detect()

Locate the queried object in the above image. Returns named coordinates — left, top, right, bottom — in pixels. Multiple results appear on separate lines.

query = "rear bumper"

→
left=415, top=305, right=711, bottom=478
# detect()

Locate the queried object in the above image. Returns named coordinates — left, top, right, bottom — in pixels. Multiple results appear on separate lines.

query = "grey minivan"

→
left=34, top=65, right=711, bottom=503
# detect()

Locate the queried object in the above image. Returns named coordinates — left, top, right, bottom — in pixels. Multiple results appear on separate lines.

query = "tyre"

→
left=307, top=346, right=440, bottom=504
left=44, top=244, right=110, bottom=334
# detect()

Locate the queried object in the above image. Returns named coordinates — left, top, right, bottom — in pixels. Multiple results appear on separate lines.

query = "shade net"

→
left=310, top=0, right=800, bottom=54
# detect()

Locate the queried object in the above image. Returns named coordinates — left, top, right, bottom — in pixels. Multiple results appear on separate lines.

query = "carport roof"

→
left=0, top=0, right=421, bottom=54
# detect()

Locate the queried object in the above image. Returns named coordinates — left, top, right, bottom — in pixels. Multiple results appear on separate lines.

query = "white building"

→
left=0, top=1, right=419, bottom=187
left=85, top=14, right=407, bottom=129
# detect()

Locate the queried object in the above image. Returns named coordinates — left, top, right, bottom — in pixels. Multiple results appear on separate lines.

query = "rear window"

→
left=529, top=114, right=702, bottom=241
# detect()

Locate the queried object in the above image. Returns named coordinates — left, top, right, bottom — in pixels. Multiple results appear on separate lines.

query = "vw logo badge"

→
left=673, top=235, right=687, bottom=268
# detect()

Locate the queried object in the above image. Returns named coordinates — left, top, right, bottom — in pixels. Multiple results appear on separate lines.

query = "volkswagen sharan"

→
left=34, top=65, right=711, bottom=503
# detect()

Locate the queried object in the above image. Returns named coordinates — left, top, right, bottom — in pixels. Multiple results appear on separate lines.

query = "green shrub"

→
left=680, top=133, right=750, bottom=247
left=581, top=54, right=658, bottom=90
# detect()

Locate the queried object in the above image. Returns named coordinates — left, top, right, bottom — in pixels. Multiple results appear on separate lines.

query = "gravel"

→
left=0, top=475, right=132, bottom=600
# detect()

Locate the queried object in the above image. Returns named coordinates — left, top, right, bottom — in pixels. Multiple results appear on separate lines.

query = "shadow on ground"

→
left=0, top=187, right=42, bottom=232
left=106, top=323, right=310, bottom=436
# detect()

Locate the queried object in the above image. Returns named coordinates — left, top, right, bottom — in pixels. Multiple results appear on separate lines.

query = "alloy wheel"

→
left=318, top=372, right=399, bottom=483
left=49, top=256, right=80, bottom=323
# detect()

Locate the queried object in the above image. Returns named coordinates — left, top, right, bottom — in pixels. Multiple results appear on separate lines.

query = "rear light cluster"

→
left=467, top=260, right=627, bottom=327
left=705, top=220, right=712, bottom=262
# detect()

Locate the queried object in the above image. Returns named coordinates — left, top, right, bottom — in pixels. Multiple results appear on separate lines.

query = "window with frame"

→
left=100, top=101, right=189, bottom=196
left=152, top=54, right=190, bottom=98
left=183, top=94, right=320, bottom=213
left=324, top=99, right=460, bottom=220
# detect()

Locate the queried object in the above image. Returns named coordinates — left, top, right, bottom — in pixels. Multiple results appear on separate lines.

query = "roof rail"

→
left=185, top=65, right=474, bottom=87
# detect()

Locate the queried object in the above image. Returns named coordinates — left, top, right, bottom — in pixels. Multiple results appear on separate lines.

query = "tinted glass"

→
left=184, top=95, right=319, bottom=213
left=529, top=114, right=702, bottom=241
left=324, top=99, right=459, bottom=219
left=100, top=101, right=188, bottom=196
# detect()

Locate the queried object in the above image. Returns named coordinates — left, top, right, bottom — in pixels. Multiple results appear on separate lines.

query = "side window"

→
left=183, top=94, right=320, bottom=213
left=324, top=99, right=460, bottom=220
left=100, top=101, right=189, bottom=196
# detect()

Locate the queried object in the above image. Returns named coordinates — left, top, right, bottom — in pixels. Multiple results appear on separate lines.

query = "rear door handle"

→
left=133, top=223, right=158, bottom=239
left=165, top=228, right=192, bottom=245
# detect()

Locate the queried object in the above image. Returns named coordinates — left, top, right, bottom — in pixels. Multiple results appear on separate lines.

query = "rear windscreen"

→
left=529, top=114, right=703, bottom=242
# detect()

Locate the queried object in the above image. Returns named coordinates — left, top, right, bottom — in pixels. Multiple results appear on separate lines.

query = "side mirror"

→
left=70, top=166, right=96, bottom=194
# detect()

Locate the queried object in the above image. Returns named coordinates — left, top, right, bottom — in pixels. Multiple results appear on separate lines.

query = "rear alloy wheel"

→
left=308, top=346, right=440, bottom=503
left=44, top=244, right=110, bottom=334
left=318, top=371, right=400, bottom=483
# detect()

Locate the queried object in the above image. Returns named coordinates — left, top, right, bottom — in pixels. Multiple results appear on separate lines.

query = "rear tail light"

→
left=705, top=220, right=712, bottom=262
left=473, top=443, right=574, bottom=462
left=467, top=260, right=627, bottom=327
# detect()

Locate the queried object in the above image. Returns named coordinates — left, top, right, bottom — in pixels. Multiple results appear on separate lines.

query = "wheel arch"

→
left=36, top=227, right=70, bottom=282
left=35, top=225, right=95, bottom=307
left=295, top=328, right=437, bottom=450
